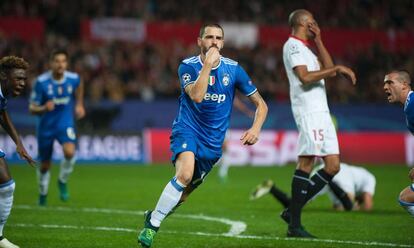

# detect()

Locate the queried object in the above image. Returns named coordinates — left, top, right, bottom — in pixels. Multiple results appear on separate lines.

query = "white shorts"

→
left=295, top=112, right=339, bottom=156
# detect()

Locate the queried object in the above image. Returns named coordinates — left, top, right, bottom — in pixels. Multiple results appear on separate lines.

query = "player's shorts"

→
left=331, top=166, right=376, bottom=197
left=0, top=148, right=4, bottom=158
left=295, top=111, right=339, bottom=156
left=170, top=130, right=220, bottom=188
left=38, top=126, right=77, bottom=161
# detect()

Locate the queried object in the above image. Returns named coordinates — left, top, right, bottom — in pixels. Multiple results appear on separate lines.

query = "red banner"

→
left=0, top=17, right=44, bottom=41
left=144, top=129, right=412, bottom=166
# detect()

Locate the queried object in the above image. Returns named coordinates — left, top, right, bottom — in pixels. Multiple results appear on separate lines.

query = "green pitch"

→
left=6, top=163, right=414, bottom=248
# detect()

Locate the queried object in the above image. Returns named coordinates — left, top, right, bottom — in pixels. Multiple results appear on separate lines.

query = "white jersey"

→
left=283, top=36, right=330, bottom=121
left=314, top=163, right=376, bottom=204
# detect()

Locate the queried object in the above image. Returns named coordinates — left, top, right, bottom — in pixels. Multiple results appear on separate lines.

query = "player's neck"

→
left=402, top=89, right=412, bottom=105
left=52, top=72, right=64, bottom=82
left=291, top=30, right=308, bottom=42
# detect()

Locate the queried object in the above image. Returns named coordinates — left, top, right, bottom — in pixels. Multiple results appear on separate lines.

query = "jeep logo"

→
left=204, top=93, right=226, bottom=103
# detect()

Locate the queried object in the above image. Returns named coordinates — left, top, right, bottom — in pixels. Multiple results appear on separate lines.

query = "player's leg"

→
left=398, top=185, right=414, bottom=217
left=0, top=153, right=18, bottom=248
left=287, top=156, right=313, bottom=233
left=150, top=151, right=194, bottom=227
left=138, top=151, right=194, bottom=247
left=304, top=154, right=339, bottom=203
left=37, top=135, right=54, bottom=206
left=328, top=182, right=354, bottom=211
left=217, top=140, right=230, bottom=181
left=57, top=142, right=76, bottom=202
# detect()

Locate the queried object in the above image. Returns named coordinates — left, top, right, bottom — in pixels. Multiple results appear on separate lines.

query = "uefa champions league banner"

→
left=0, top=134, right=144, bottom=163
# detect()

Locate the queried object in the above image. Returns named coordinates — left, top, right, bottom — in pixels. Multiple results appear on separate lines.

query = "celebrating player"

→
left=29, top=50, right=85, bottom=206
left=0, top=56, right=35, bottom=248
left=137, top=23, right=268, bottom=247
left=383, top=70, right=414, bottom=217
left=251, top=163, right=376, bottom=212
left=282, top=9, right=356, bottom=237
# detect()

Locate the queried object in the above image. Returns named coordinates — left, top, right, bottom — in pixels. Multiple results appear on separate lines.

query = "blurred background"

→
left=0, top=0, right=413, bottom=166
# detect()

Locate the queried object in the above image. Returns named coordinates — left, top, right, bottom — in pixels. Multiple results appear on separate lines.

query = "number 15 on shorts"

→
left=312, top=129, right=324, bottom=141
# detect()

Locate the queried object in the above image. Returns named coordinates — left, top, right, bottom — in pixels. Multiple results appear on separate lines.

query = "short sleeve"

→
left=30, top=80, right=44, bottom=105
left=178, top=63, right=198, bottom=89
left=235, top=65, right=257, bottom=96
left=285, top=42, right=308, bottom=69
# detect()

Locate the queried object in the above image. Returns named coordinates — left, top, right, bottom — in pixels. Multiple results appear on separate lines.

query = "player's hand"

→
left=45, top=100, right=55, bottom=112
left=16, top=144, right=36, bottom=167
left=336, top=65, right=357, bottom=85
left=205, top=46, right=221, bottom=66
left=240, top=128, right=260, bottom=146
left=75, top=104, right=86, bottom=120
left=309, top=21, right=321, bottom=41
left=409, top=168, right=414, bottom=182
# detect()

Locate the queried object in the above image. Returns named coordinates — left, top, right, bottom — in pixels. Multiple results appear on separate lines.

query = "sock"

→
left=59, top=157, right=76, bottom=183
left=289, top=170, right=310, bottom=228
left=305, top=169, right=334, bottom=203
left=37, top=170, right=50, bottom=196
left=328, top=181, right=353, bottom=211
left=150, top=177, right=186, bottom=227
left=270, top=185, right=291, bottom=209
left=0, top=180, right=15, bottom=237
left=218, top=154, right=230, bottom=179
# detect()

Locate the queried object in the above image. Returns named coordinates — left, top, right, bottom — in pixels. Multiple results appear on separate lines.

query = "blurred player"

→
left=383, top=70, right=414, bottom=217
left=217, top=96, right=255, bottom=181
left=138, top=23, right=268, bottom=247
left=29, top=50, right=85, bottom=206
left=0, top=56, right=35, bottom=248
left=282, top=9, right=356, bottom=237
left=251, top=163, right=376, bottom=212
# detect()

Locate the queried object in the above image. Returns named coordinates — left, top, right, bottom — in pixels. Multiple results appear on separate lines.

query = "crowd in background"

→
left=1, top=0, right=414, bottom=104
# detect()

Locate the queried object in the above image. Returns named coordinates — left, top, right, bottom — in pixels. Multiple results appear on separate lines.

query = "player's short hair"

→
left=388, top=70, right=411, bottom=85
left=50, top=49, right=68, bottom=61
left=288, top=9, right=311, bottom=28
left=0, top=56, right=29, bottom=76
left=199, top=23, right=224, bottom=38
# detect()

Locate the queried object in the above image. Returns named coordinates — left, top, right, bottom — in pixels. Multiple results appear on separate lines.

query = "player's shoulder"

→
left=64, top=71, right=80, bottom=80
left=181, top=56, right=200, bottom=66
left=283, top=37, right=304, bottom=53
left=36, top=71, right=52, bottom=83
left=220, top=56, right=238, bottom=66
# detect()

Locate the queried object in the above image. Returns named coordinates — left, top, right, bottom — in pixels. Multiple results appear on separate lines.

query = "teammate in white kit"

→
left=383, top=70, right=414, bottom=217
left=282, top=9, right=356, bottom=237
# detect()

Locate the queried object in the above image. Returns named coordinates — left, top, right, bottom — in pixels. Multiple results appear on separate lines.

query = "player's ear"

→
left=197, top=37, right=202, bottom=47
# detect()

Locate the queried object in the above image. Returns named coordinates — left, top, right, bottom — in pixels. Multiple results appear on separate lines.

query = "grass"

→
left=5, top=163, right=414, bottom=248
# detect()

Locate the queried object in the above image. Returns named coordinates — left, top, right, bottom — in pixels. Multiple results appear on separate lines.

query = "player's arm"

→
left=29, top=101, right=54, bottom=115
left=240, top=92, right=268, bottom=145
left=185, top=47, right=220, bottom=103
left=0, top=109, right=36, bottom=166
left=294, top=64, right=356, bottom=85
left=75, top=79, right=85, bottom=120
left=309, top=21, right=335, bottom=71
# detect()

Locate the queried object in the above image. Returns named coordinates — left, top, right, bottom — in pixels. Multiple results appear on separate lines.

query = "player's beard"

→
left=202, top=44, right=220, bottom=56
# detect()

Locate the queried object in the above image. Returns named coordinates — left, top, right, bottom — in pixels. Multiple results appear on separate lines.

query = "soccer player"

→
left=29, top=50, right=85, bottom=206
left=383, top=70, right=414, bottom=217
left=282, top=9, right=356, bottom=237
left=137, top=23, right=268, bottom=247
left=251, top=163, right=376, bottom=212
left=0, top=56, right=36, bottom=248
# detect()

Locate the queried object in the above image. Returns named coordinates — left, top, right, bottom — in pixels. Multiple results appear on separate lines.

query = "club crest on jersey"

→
left=208, top=76, right=215, bottom=86
left=222, top=74, right=230, bottom=86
